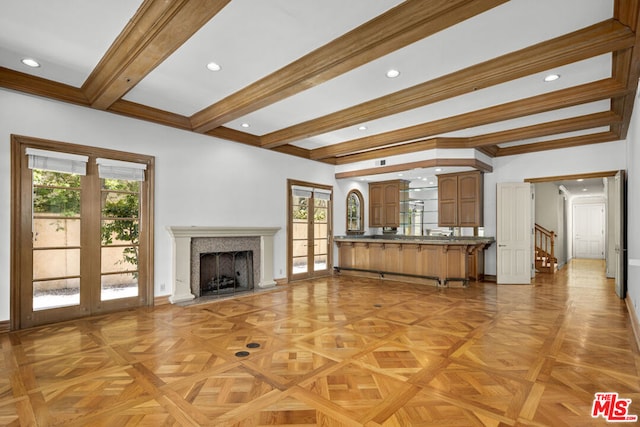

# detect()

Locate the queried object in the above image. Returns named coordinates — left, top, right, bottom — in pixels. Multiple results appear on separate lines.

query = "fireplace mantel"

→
left=167, top=226, right=280, bottom=304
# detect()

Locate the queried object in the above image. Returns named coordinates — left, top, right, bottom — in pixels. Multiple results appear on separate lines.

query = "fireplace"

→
left=190, top=235, right=261, bottom=298
left=200, top=250, right=253, bottom=296
left=166, top=226, right=280, bottom=304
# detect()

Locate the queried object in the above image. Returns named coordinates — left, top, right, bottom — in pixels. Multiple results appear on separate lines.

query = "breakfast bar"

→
left=334, top=235, right=494, bottom=287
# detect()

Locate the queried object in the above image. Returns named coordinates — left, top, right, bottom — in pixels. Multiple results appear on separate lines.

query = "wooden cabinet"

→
left=467, top=248, right=484, bottom=281
left=335, top=236, right=494, bottom=285
left=369, top=183, right=384, bottom=227
left=437, top=171, right=483, bottom=227
left=369, top=180, right=408, bottom=227
left=437, top=175, right=458, bottom=227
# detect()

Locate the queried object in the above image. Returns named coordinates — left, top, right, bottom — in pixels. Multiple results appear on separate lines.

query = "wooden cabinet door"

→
left=383, top=181, right=400, bottom=227
left=438, top=175, right=458, bottom=226
left=369, top=183, right=384, bottom=227
left=458, top=171, right=483, bottom=227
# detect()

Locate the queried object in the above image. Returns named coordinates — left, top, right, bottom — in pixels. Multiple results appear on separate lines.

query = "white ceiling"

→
left=0, top=0, right=631, bottom=190
left=555, top=177, right=606, bottom=197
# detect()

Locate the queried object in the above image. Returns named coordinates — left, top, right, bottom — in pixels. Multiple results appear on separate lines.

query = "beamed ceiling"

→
left=1, top=0, right=639, bottom=179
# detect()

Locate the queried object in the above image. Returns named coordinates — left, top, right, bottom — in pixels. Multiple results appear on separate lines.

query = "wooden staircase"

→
left=535, top=224, right=557, bottom=274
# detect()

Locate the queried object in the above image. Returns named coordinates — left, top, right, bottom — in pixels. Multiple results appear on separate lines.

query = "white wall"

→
left=626, top=90, right=640, bottom=319
left=483, top=140, right=627, bottom=275
left=0, top=89, right=336, bottom=322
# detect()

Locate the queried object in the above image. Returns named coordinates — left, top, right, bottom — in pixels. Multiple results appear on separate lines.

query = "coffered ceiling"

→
left=1, top=0, right=638, bottom=176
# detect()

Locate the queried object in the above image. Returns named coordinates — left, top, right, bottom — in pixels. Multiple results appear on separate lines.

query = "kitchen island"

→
left=334, top=235, right=494, bottom=287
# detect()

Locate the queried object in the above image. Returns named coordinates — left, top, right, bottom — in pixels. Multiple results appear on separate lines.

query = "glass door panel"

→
left=292, top=193, right=310, bottom=275
left=100, top=178, right=141, bottom=301
left=313, top=198, right=329, bottom=272
left=32, top=170, right=82, bottom=311
left=33, top=278, right=81, bottom=311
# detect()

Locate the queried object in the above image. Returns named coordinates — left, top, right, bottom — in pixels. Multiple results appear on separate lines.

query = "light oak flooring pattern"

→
left=1, top=259, right=639, bottom=426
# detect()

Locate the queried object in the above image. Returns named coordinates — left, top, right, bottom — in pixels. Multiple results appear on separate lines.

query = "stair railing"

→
left=535, top=224, right=556, bottom=272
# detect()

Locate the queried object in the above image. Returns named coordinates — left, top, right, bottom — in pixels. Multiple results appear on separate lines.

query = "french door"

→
left=11, top=136, right=154, bottom=329
left=288, top=180, right=332, bottom=280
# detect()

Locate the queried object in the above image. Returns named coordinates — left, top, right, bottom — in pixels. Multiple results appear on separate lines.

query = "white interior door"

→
left=497, top=182, right=532, bottom=284
left=573, top=203, right=604, bottom=259
left=614, top=170, right=626, bottom=298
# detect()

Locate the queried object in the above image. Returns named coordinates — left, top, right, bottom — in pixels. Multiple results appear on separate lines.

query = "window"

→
left=346, top=189, right=364, bottom=234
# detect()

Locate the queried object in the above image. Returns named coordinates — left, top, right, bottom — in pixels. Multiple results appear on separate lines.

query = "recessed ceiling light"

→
left=358, top=125, right=367, bottom=131
left=577, top=178, right=584, bottom=182
left=241, top=123, right=250, bottom=128
left=435, top=168, right=442, bottom=172
left=21, top=58, right=40, bottom=68
left=206, top=62, right=221, bottom=71
left=544, top=73, right=560, bottom=82
left=582, top=188, right=588, bottom=192
left=386, top=69, right=400, bottom=78
left=398, top=173, right=404, bottom=177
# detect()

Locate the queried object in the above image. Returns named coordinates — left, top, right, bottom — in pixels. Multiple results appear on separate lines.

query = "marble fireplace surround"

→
left=166, top=226, right=280, bottom=304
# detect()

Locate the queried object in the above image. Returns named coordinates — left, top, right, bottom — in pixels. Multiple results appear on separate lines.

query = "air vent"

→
left=375, top=159, right=386, bottom=166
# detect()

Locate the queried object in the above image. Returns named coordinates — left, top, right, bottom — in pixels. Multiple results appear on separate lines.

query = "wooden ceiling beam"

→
left=262, top=19, right=635, bottom=149
left=333, top=138, right=466, bottom=165
left=466, top=111, right=622, bottom=147
left=494, top=131, right=619, bottom=157
left=189, top=0, right=508, bottom=134
left=0, top=67, right=88, bottom=106
left=109, top=99, right=192, bottom=130
left=330, top=111, right=620, bottom=164
left=272, top=145, right=315, bottom=160
left=611, top=0, right=640, bottom=138
left=525, top=170, right=620, bottom=183
left=334, top=158, right=492, bottom=180
left=310, top=79, right=629, bottom=160
left=476, top=146, right=499, bottom=158
left=205, top=127, right=262, bottom=147
left=82, top=0, right=230, bottom=110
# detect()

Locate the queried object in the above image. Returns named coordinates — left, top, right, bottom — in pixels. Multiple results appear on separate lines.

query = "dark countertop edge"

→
left=334, top=236, right=495, bottom=245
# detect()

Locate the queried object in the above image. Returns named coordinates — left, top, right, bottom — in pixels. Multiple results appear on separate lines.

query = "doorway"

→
left=287, top=180, right=332, bottom=281
left=11, top=136, right=154, bottom=329
left=527, top=171, right=625, bottom=297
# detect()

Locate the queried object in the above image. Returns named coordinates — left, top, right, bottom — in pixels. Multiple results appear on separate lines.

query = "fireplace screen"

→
left=199, top=250, right=254, bottom=296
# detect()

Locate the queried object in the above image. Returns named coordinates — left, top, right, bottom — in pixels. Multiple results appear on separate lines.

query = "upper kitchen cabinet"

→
left=369, top=180, right=408, bottom=228
left=437, top=171, right=483, bottom=227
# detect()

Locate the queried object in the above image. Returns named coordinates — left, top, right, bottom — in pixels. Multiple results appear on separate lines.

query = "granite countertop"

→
left=334, top=235, right=495, bottom=245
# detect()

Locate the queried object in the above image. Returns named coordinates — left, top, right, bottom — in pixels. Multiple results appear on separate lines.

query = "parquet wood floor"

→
left=2, top=259, right=639, bottom=426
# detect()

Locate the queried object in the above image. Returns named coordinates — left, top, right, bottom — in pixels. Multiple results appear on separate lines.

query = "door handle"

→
left=498, top=244, right=507, bottom=247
